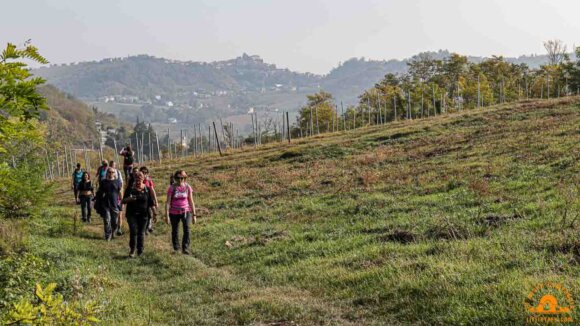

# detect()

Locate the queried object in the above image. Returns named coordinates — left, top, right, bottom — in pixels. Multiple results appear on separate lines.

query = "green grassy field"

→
left=16, top=98, right=580, bottom=324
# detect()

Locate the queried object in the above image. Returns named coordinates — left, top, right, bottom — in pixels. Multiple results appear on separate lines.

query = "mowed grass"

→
left=38, top=98, right=579, bottom=325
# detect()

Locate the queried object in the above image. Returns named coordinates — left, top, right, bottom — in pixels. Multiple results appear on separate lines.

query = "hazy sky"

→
left=2, top=0, right=579, bottom=74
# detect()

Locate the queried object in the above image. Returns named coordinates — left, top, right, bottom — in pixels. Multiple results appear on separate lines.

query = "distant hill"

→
left=34, top=51, right=553, bottom=126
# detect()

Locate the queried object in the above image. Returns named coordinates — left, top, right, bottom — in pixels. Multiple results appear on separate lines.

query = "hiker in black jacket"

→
left=95, top=168, right=122, bottom=241
left=77, top=172, right=94, bottom=223
left=122, top=171, right=154, bottom=257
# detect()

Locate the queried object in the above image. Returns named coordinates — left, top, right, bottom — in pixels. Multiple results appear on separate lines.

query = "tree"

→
left=1, top=42, right=48, bottom=154
left=563, top=46, right=580, bottom=95
left=0, top=42, right=48, bottom=122
left=297, top=91, right=336, bottom=134
left=544, top=39, right=567, bottom=66
left=0, top=42, right=50, bottom=218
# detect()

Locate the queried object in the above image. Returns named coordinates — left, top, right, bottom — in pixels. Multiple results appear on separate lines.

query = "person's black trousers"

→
left=127, top=213, right=148, bottom=254
left=169, top=212, right=191, bottom=251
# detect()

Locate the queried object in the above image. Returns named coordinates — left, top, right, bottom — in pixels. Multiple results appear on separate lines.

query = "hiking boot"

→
left=137, top=250, right=143, bottom=256
left=129, top=250, right=136, bottom=258
left=116, top=229, right=123, bottom=236
left=182, top=249, right=190, bottom=255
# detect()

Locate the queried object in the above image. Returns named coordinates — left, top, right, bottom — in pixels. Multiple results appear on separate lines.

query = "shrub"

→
left=5, top=283, right=102, bottom=325
left=0, top=120, right=51, bottom=218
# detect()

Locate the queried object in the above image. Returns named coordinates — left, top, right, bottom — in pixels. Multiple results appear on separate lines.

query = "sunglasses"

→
left=176, top=177, right=186, bottom=180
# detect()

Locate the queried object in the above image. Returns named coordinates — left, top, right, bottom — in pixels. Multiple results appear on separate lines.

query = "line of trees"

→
left=294, top=40, right=580, bottom=131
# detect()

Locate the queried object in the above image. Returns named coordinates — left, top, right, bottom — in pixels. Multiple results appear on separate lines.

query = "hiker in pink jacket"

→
left=165, top=170, right=197, bottom=254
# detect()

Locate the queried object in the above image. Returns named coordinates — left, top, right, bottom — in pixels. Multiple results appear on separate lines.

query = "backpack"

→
left=144, top=176, right=154, bottom=189
left=98, top=166, right=107, bottom=181
left=73, top=169, right=84, bottom=185
left=126, top=185, right=154, bottom=207
left=170, top=183, right=191, bottom=202
left=124, top=150, right=134, bottom=165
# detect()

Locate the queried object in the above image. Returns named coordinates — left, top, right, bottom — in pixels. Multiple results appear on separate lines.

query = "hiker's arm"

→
left=150, top=187, right=158, bottom=207
left=164, top=191, right=171, bottom=224
left=189, top=190, right=196, bottom=224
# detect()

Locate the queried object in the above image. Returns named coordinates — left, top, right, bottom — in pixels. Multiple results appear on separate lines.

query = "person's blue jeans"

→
left=169, top=212, right=191, bottom=251
left=79, top=195, right=92, bottom=222
left=102, top=207, right=119, bottom=240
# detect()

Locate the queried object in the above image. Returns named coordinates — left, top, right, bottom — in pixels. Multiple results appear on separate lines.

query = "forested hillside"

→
left=37, top=84, right=123, bottom=146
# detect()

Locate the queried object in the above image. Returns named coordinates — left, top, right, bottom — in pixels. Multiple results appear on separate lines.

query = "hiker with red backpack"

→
left=71, top=163, right=84, bottom=204
left=139, top=166, right=158, bottom=234
left=122, top=171, right=155, bottom=257
left=165, top=170, right=197, bottom=254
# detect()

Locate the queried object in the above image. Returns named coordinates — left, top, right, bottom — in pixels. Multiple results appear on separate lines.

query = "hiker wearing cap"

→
left=78, top=171, right=94, bottom=223
left=122, top=171, right=155, bottom=257
left=139, top=166, right=158, bottom=234
left=119, top=144, right=135, bottom=181
left=165, top=170, right=196, bottom=254
left=71, top=163, right=84, bottom=204
left=95, top=167, right=122, bottom=241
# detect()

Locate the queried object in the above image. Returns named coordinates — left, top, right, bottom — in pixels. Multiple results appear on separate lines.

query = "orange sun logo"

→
left=525, top=282, right=575, bottom=323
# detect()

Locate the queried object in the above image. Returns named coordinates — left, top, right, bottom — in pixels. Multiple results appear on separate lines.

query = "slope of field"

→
left=31, top=98, right=580, bottom=324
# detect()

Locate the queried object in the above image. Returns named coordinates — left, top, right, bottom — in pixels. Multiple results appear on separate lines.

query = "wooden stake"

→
left=212, top=121, right=223, bottom=156
left=155, top=132, right=161, bottom=164
left=286, top=111, right=291, bottom=143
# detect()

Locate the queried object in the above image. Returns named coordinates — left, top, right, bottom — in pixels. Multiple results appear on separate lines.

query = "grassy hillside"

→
left=11, top=98, right=580, bottom=325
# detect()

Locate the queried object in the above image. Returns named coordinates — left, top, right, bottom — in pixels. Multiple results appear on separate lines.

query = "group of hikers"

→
left=71, top=145, right=197, bottom=257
